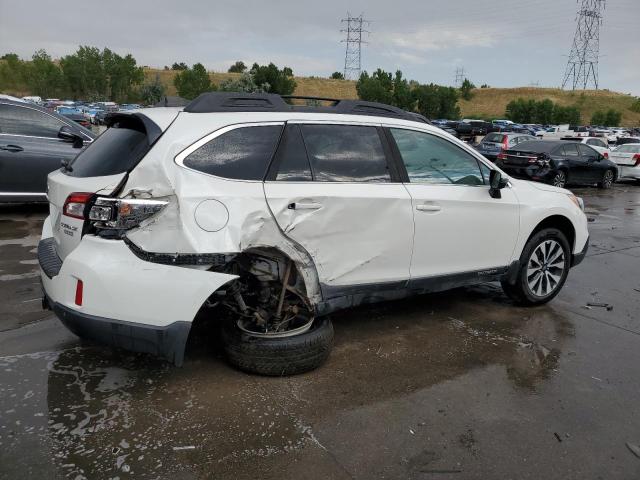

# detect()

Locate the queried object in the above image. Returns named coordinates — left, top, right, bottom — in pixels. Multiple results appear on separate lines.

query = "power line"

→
left=562, top=0, right=606, bottom=90
left=454, top=67, right=465, bottom=87
left=341, top=12, right=369, bottom=80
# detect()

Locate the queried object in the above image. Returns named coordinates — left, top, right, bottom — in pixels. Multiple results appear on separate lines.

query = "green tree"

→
left=630, top=98, right=640, bottom=114
left=60, top=46, right=107, bottom=99
left=219, top=73, right=268, bottom=93
left=139, top=73, right=166, bottom=105
left=460, top=78, right=475, bottom=100
left=102, top=48, right=144, bottom=102
left=330, top=71, right=344, bottom=80
left=0, top=53, right=26, bottom=93
left=591, top=109, right=622, bottom=127
left=227, top=61, right=247, bottom=73
left=414, top=83, right=461, bottom=119
left=173, top=63, right=214, bottom=99
left=23, top=49, right=64, bottom=98
left=250, top=63, right=296, bottom=95
left=171, top=62, right=188, bottom=70
left=591, top=110, right=606, bottom=126
left=356, top=69, right=394, bottom=105
left=552, top=104, right=580, bottom=125
left=534, top=99, right=554, bottom=124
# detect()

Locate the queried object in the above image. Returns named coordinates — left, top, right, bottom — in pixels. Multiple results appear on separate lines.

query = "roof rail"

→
left=183, top=92, right=428, bottom=123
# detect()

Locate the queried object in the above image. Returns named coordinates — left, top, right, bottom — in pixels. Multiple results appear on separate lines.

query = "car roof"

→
left=512, top=140, right=566, bottom=152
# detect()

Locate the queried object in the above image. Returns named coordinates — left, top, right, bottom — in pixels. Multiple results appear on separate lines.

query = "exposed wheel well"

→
left=528, top=215, right=576, bottom=252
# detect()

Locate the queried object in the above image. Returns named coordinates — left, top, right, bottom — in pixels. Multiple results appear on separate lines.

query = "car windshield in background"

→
left=67, top=126, right=149, bottom=177
left=483, top=133, right=505, bottom=143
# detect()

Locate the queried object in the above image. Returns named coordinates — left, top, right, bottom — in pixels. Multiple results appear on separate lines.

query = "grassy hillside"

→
left=145, top=68, right=640, bottom=126
left=459, top=87, right=640, bottom=126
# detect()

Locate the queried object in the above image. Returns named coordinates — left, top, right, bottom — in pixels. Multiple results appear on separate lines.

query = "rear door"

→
left=0, top=102, right=84, bottom=197
left=576, top=143, right=603, bottom=183
left=559, top=143, right=587, bottom=182
left=264, top=122, right=414, bottom=295
left=387, top=127, right=520, bottom=280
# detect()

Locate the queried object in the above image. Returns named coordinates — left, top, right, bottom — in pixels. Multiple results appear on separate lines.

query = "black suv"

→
left=0, top=99, right=95, bottom=202
left=496, top=140, right=619, bottom=189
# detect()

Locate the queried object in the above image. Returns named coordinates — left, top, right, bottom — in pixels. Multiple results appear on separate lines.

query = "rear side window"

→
left=577, top=143, right=599, bottom=160
left=561, top=143, right=580, bottom=157
left=183, top=125, right=282, bottom=180
left=0, top=103, right=66, bottom=138
left=300, top=124, right=391, bottom=182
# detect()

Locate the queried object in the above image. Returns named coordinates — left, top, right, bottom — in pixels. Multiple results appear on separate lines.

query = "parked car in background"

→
left=614, top=137, right=640, bottom=147
left=606, top=129, right=629, bottom=145
left=56, top=106, right=92, bottom=128
left=496, top=140, right=618, bottom=189
left=0, top=98, right=95, bottom=202
left=609, top=143, right=640, bottom=183
left=21, top=96, right=42, bottom=104
left=119, top=104, right=141, bottom=111
left=560, top=136, right=610, bottom=157
left=475, top=132, right=537, bottom=161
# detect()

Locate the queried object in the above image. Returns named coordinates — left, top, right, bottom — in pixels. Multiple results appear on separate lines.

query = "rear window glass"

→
left=183, top=125, right=282, bottom=180
left=67, top=126, right=148, bottom=177
left=483, top=133, right=505, bottom=143
left=300, top=124, right=390, bottom=182
left=616, top=144, right=640, bottom=153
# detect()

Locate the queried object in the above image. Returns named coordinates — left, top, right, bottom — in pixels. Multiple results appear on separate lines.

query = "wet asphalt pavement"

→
left=1, top=185, right=640, bottom=480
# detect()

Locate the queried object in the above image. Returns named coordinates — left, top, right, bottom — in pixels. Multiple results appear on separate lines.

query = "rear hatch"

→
left=47, top=110, right=176, bottom=260
left=479, top=133, right=506, bottom=153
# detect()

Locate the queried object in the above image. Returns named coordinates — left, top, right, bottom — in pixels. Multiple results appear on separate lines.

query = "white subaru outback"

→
left=39, top=93, right=589, bottom=375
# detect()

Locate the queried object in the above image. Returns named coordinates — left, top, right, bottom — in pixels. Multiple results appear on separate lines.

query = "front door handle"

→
left=416, top=203, right=441, bottom=212
left=288, top=202, right=322, bottom=211
left=0, top=144, right=24, bottom=152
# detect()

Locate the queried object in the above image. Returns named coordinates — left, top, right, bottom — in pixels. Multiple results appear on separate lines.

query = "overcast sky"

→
left=1, top=0, right=638, bottom=94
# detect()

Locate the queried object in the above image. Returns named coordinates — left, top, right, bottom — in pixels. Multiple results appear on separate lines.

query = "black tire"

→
left=598, top=169, right=615, bottom=189
left=501, top=228, right=571, bottom=306
left=550, top=170, right=568, bottom=188
left=221, top=316, right=334, bottom=376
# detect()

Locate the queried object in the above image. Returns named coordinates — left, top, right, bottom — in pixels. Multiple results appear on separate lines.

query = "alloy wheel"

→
left=526, top=240, right=565, bottom=297
left=603, top=170, right=614, bottom=188
left=552, top=171, right=566, bottom=188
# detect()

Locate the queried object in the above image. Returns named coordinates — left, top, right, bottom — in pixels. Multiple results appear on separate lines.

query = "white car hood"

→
left=509, top=177, right=571, bottom=195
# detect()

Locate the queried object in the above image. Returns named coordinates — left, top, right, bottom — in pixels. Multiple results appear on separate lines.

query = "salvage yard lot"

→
left=1, top=185, right=640, bottom=479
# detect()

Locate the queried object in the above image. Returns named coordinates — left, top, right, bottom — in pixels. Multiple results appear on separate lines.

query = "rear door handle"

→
left=416, top=203, right=441, bottom=212
left=0, top=144, right=24, bottom=152
left=288, top=202, right=322, bottom=211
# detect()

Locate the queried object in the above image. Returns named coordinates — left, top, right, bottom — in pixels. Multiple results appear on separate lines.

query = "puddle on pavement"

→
left=0, top=219, right=29, bottom=241
left=0, top=284, right=573, bottom=479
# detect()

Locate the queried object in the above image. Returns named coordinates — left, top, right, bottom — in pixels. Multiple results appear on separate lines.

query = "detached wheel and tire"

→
left=501, top=228, right=571, bottom=305
left=598, top=169, right=615, bottom=189
left=551, top=170, right=567, bottom=188
left=221, top=316, right=334, bottom=376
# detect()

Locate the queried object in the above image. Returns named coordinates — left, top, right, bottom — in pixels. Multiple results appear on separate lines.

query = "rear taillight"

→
left=603, top=152, right=609, bottom=159
left=633, top=154, right=640, bottom=167
left=502, top=137, right=509, bottom=151
left=63, top=192, right=94, bottom=220
left=497, top=152, right=507, bottom=160
left=88, top=197, right=168, bottom=232
left=74, top=279, right=83, bottom=306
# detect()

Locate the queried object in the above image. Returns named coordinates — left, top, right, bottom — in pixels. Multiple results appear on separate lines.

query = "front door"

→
left=264, top=123, right=414, bottom=296
left=387, top=127, right=520, bottom=282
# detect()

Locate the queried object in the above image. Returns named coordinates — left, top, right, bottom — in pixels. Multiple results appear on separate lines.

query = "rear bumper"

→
left=497, top=163, right=555, bottom=182
left=39, top=229, right=238, bottom=366
left=44, top=292, right=191, bottom=365
left=618, top=165, right=640, bottom=180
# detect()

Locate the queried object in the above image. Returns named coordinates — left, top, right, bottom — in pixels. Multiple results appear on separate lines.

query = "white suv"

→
left=39, top=93, right=589, bottom=375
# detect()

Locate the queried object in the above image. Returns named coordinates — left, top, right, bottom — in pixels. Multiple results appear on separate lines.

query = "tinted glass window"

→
left=483, top=133, right=505, bottom=143
left=184, top=125, right=282, bottom=180
left=68, top=126, right=148, bottom=177
left=561, top=143, right=580, bottom=157
left=616, top=144, right=640, bottom=154
left=587, top=138, right=606, bottom=148
left=390, top=128, right=483, bottom=186
left=300, top=124, right=390, bottom=182
left=0, top=103, right=66, bottom=138
left=577, top=143, right=598, bottom=159
left=272, top=124, right=312, bottom=181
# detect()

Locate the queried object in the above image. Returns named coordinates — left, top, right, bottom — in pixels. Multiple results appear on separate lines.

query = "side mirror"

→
left=489, top=170, right=507, bottom=199
left=58, top=126, right=84, bottom=148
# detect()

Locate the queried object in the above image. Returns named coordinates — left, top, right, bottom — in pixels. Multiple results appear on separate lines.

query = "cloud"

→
left=379, top=25, right=497, bottom=52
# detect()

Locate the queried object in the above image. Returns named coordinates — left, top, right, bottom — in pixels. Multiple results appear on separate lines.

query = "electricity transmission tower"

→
left=561, top=0, right=606, bottom=90
left=454, top=67, right=465, bottom=87
left=341, top=13, right=369, bottom=80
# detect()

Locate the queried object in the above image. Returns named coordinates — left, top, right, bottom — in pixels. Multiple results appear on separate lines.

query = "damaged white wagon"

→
left=39, top=93, right=589, bottom=375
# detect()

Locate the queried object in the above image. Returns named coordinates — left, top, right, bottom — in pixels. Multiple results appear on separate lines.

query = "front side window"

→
left=300, top=124, right=391, bottom=182
left=390, top=128, right=484, bottom=186
left=183, top=125, right=282, bottom=180
left=0, top=103, right=66, bottom=138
